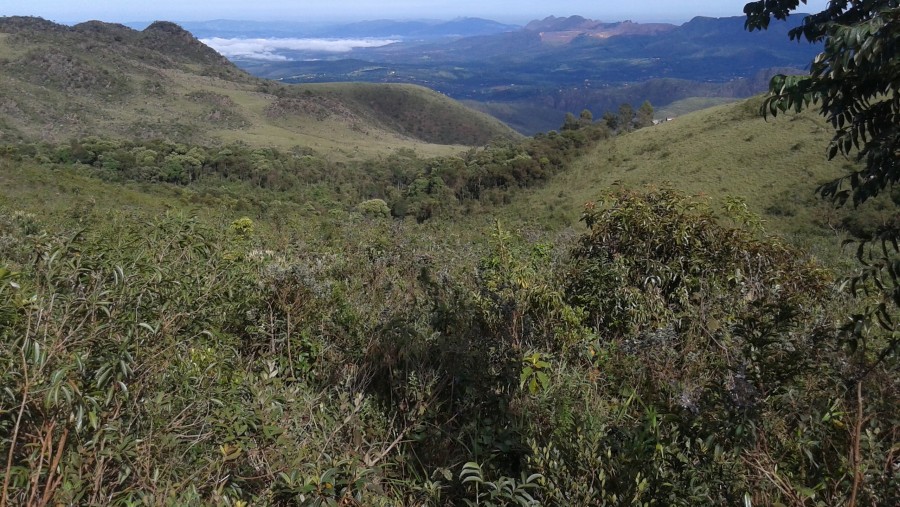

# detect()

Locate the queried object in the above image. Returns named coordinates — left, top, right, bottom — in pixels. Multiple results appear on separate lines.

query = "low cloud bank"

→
left=201, top=37, right=400, bottom=60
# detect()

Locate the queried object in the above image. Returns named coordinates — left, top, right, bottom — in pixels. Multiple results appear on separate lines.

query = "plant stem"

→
left=1, top=349, right=30, bottom=507
left=849, top=380, right=863, bottom=507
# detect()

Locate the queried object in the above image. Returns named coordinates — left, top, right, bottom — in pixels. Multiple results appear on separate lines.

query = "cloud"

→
left=200, top=37, right=400, bottom=60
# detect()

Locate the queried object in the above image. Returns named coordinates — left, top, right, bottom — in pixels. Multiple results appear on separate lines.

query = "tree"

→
left=561, top=112, right=580, bottom=131
left=745, top=2, right=900, bottom=339
left=636, top=100, right=654, bottom=129
left=579, top=108, right=593, bottom=124
left=743, top=0, right=899, bottom=206
left=602, top=111, right=619, bottom=131
left=617, top=103, right=635, bottom=132
left=357, top=198, right=391, bottom=218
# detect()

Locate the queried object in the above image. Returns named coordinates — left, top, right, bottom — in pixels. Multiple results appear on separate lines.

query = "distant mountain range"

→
left=19, top=14, right=822, bottom=135
left=524, top=15, right=676, bottom=43
left=213, top=14, right=821, bottom=133
left=125, top=17, right=520, bottom=40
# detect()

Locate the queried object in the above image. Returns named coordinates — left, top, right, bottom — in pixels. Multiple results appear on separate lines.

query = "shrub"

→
left=357, top=198, right=391, bottom=218
left=515, top=188, right=895, bottom=505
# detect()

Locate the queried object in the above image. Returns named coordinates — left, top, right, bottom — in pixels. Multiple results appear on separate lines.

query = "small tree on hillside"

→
left=636, top=100, right=654, bottom=128
left=602, top=111, right=619, bottom=131
left=579, top=109, right=593, bottom=124
left=617, top=103, right=635, bottom=132
left=561, top=112, right=580, bottom=131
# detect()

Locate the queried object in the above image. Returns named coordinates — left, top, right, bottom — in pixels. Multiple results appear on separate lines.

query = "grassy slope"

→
left=655, top=96, right=741, bottom=119
left=0, top=18, right=518, bottom=158
left=504, top=96, right=856, bottom=263
left=304, top=82, right=520, bottom=147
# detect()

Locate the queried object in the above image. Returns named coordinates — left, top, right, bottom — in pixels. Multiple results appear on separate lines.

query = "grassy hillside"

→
left=0, top=17, right=518, bottom=158
left=655, top=96, right=740, bottom=118
left=503, top=96, right=878, bottom=263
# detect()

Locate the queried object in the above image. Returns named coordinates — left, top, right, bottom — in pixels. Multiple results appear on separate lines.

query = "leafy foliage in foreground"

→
left=1, top=189, right=895, bottom=505
left=744, top=0, right=899, bottom=207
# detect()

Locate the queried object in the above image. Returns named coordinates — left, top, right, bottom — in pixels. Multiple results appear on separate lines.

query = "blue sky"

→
left=2, top=1, right=829, bottom=25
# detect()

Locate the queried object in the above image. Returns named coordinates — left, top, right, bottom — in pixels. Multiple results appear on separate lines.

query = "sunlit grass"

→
left=655, top=96, right=740, bottom=118
left=504, top=96, right=858, bottom=267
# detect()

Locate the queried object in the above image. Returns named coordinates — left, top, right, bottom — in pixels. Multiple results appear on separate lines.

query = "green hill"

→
left=0, top=17, right=518, bottom=157
left=503, top=96, right=873, bottom=262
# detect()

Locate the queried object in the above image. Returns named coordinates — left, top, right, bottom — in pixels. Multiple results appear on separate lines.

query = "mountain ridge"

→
left=126, top=17, right=521, bottom=40
left=0, top=16, right=518, bottom=153
left=524, top=15, right=677, bottom=43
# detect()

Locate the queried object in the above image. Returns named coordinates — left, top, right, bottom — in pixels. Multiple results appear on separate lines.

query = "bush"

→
left=357, top=198, right=391, bottom=218
left=1, top=189, right=894, bottom=505
left=516, top=189, right=895, bottom=506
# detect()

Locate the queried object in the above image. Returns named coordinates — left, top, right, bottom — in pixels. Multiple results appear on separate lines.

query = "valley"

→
left=227, top=15, right=822, bottom=133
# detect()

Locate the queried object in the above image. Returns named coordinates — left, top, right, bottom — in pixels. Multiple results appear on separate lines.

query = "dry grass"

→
left=655, top=96, right=741, bottom=119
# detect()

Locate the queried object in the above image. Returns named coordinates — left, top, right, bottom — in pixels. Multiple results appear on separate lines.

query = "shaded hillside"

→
left=301, top=82, right=516, bottom=146
left=0, top=17, right=517, bottom=155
